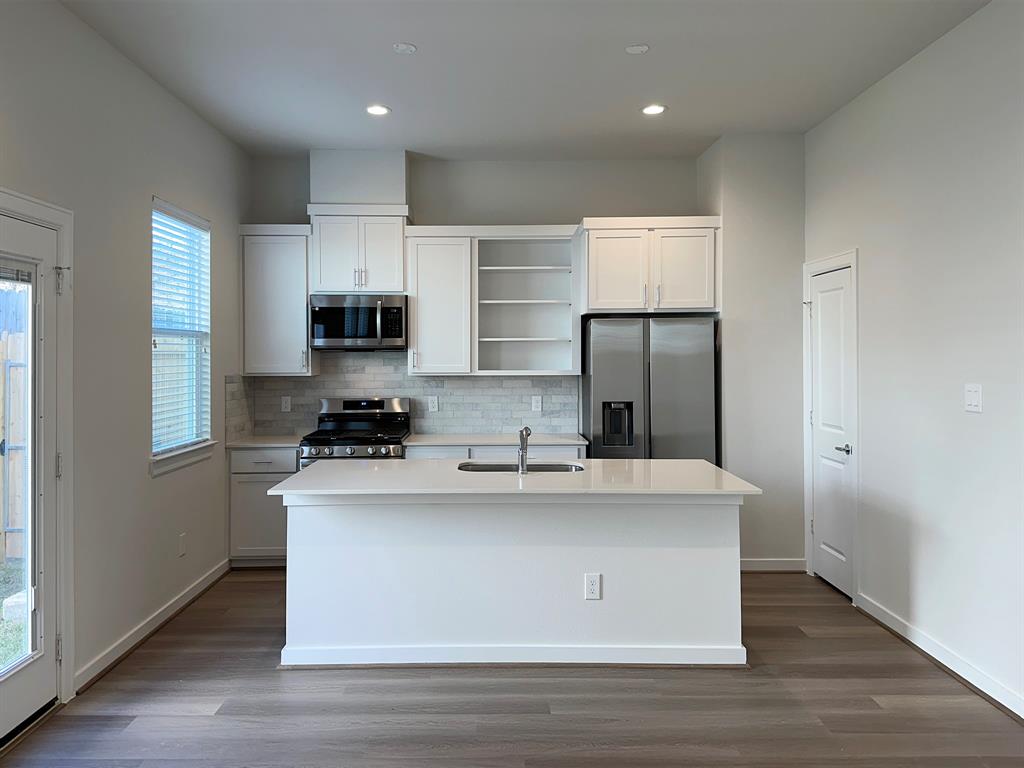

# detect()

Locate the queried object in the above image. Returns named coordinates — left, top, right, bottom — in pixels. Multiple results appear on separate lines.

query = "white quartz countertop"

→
left=268, top=458, right=762, bottom=498
left=226, top=434, right=303, bottom=449
left=405, top=433, right=587, bottom=447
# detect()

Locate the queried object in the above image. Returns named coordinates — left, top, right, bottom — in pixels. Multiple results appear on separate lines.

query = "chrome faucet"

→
left=518, top=426, right=532, bottom=474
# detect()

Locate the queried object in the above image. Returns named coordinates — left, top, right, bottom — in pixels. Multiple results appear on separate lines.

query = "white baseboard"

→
left=74, top=559, right=230, bottom=690
left=857, top=592, right=1024, bottom=718
left=741, top=558, right=807, bottom=572
left=281, top=643, right=747, bottom=667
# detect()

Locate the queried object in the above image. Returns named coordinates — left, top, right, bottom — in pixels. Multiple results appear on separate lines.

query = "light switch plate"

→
left=281, top=396, right=292, bottom=413
left=427, top=395, right=439, bottom=413
left=964, top=383, right=982, bottom=413
left=532, top=395, right=542, bottom=412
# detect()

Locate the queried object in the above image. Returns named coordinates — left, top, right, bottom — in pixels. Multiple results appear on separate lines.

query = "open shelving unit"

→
left=475, top=239, right=575, bottom=374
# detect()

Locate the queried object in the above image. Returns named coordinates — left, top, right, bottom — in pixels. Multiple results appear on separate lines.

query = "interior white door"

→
left=651, top=228, right=715, bottom=309
left=408, top=238, right=471, bottom=374
left=587, top=230, right=650, bottom=310
left=312, top=216, right=360, bottom=292
left=0, top=215, right=58, bottom=737
left=243, top=236, right=308, bottom=374
left=810, top=266, right=858, bottom=597
left=358, top=217, right=404, bottom=292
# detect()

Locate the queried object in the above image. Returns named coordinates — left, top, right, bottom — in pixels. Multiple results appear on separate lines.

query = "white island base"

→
left=269, top=458, right=761, bottom=667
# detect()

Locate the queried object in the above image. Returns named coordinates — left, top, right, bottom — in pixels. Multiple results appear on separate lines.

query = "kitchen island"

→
left=268, top=458, right=761, bottom=666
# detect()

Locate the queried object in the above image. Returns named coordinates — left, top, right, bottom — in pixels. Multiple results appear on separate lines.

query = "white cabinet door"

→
left=243, top=235, right=310, bottom=375
left=408, top=238, right=472, bottom=374
left=230, top=473, right=290, bottom=559
left=651, top=228, right=715, bottom=309
left=359, top=216, right=404, bottom=291
left=312, top=216, right=360, bottom=292
left=587, top=229, right=651, bottom=310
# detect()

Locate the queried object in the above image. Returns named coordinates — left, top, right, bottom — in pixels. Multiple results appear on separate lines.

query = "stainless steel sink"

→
left=457, top=462, right=585, bottom=473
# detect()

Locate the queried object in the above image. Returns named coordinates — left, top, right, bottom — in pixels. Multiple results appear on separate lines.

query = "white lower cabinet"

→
left=229, top=447, right=297, bottom=562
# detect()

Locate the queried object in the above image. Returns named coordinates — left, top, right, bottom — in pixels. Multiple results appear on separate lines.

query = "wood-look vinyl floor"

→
left=3, top=571, right=1021, bottom=767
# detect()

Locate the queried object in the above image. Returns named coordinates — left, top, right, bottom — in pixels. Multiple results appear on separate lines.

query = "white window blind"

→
left=151, top=200, right=211, bottom=455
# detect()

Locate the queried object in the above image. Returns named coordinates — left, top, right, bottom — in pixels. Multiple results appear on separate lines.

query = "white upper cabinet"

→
left=242, top=232, right=314, bottom=376
left=587, top=229, right=651, bottom=310
left=582, top=218, right=719, bottom=312
left=360, top=216, right=405, bottom=291
left=311, top=215, right=404, bottom=292
left=408, top=237, right=472, bottom=374
left=651, top=228, right=715, bottom=309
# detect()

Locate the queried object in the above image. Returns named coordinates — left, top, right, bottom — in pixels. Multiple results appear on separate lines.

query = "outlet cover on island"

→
left=281, top=395, right=291, bottom=413
left=532, top=395, right=542, bottom=412
left=427, top=395, right=439, bottom=413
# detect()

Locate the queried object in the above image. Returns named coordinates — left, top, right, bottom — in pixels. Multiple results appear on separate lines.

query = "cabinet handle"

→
left=643, top=283, right=648, bottom=307
left=656, top=284, right=662, bottom=307
left=301, top=349, right=307, bottom=370
left=361, top=267, right=367, bottom=287
left=412, top=349, right=418, bottom=369
left=353, top=267, right=358, bottom=288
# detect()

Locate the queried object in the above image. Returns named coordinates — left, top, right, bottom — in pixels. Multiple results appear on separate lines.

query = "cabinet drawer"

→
left=230, top=448, right=298, bottom=473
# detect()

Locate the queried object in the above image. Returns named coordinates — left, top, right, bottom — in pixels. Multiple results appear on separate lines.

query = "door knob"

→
left=834, top=443, right=852, bottom=455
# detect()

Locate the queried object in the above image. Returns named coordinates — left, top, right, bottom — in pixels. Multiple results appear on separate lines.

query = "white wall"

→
left=697, top=135, right=806, bottom=570
left=309, top=149, right=408, bottom=205
left=408, top=156, right=698, bottom=225
left=0, top=1, right=247, bottom=684
left=805, top=0, right=1023, bottom=716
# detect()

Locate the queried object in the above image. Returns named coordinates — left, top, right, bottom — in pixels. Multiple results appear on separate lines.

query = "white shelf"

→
left=478, top=299, right=571, bottom=305
left=478, top=337, right=572, bottom=343
left=478, top=266, right=571, bottom=273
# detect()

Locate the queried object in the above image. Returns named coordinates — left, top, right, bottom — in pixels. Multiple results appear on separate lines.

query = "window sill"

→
left=150, top=440, right=218, bottom=478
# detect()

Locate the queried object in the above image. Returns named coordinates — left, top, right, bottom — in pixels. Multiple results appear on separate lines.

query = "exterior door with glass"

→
left=0, top=214, right=58, bottom=737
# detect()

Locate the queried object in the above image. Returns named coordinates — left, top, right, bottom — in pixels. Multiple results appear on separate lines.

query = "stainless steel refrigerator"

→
left=581, top=317, right=717, bottom=462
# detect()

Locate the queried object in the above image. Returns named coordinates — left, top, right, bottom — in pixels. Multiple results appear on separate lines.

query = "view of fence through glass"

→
left=0, top=274, right=33, bottom=672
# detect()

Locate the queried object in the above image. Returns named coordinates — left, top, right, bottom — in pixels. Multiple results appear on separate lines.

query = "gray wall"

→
left=805, top=0, right=1023, bottom=716
left=245, top=153, right=700, bottom=225
left=697, top=134, right=806, bottom=569
left=0, top=1, right=248, bottom=682
left=408, top=156, right=698, bottom=225
left=249, top=352, right=578, bottom=436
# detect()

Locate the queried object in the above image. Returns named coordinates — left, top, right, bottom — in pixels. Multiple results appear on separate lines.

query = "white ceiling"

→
left=64, top=0, right=986, bottom=159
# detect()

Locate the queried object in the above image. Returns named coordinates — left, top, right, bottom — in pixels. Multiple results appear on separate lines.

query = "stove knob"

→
left=379, top=446, right=390, bottom=456
left=324, top=447, right=334, bottom=456
left=366, top=446, right=376, bottom=456
left=345, top=446, right=355, bottom=456
left=309, top=447, right=320, bottom=456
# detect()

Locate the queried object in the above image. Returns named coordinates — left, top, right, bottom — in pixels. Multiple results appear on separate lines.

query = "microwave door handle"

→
left=376, top=299, right=383, bottom=345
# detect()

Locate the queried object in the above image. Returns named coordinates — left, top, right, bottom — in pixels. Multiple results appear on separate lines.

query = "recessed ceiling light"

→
left=366, top=104, right=391, bottom=116
left=625, top=44, right=650, bottom=55
left=393, top=42, right=417, bottom=55
left=641, top=103, right=667, bottom=116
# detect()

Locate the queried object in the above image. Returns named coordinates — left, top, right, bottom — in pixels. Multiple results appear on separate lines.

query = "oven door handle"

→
left=376, top=299, right=383, bottom=345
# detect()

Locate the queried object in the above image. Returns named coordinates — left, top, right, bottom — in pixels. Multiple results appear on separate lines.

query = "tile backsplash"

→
left=240, top=351, right=580, bottom=436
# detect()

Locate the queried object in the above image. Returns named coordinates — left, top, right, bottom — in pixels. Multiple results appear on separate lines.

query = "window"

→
left=151, top=199, right=211, bottom=456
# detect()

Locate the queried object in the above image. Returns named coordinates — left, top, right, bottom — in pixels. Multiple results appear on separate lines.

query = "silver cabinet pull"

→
left=301, top=349, right=307, bottom=370
left=643, top=283, right=648, bottom=307
left=360, top=267, right=367, bottom=287
left=412, top=349, right=418, bottom=369
left=656, top=284, right=662, bottom=307
left=834, top=443, right=853, bottom=455
left=353, top=267, right=358, bottom=288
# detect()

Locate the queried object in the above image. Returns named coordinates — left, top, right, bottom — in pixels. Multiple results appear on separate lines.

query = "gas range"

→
left=299, top=397, right=410, bottom=468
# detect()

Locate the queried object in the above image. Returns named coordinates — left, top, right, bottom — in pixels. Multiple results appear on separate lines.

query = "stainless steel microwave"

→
left=309, top=294, right=407, bottom=350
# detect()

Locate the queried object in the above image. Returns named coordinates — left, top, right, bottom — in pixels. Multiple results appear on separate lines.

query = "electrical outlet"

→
left=178, top=532, right=187, bottom=558
left=281, top=395, right=292, bottom=413
left=532, top=395, right=542, bottom=412
left=427, top=395, right=439, bottom=412
left=964, top=383, right=982, bottom=413
left=585, top=572, right=602, bottom=600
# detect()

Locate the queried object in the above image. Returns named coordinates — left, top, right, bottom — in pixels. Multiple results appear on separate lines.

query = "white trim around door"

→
left=802, top=249, right=859, bottom=598
left=0, top=187, right=74, bottom=710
